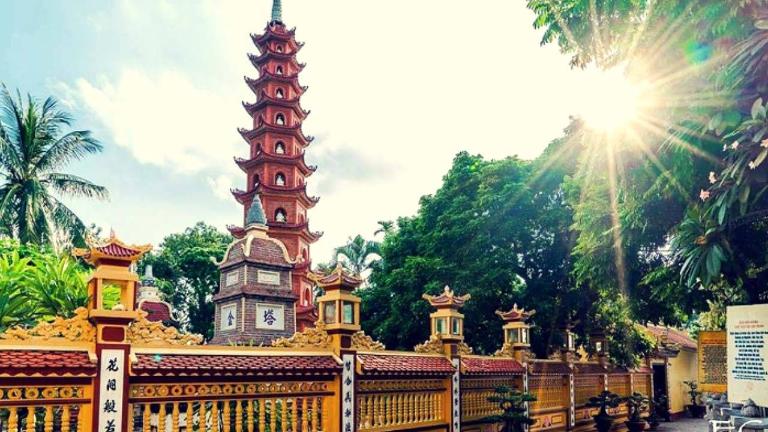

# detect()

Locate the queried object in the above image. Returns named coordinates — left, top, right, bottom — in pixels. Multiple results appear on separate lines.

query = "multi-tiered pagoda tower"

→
left=228, top=0, right=320, bottom=330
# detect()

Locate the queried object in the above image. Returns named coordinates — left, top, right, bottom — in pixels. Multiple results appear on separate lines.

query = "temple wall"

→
left=667, top=348, right=698, bottom=415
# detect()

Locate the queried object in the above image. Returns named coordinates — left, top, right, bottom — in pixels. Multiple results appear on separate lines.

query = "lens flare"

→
left=579, top=66, right=645, bottom=132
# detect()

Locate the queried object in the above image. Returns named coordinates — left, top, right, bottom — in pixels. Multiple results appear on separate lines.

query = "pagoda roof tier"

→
left=231, top=184, right=320, bottom=208
left=245, top=74, right=307, bottom=96
left=250, top=25, right=303, bottom=50
left=242, top=95, right=310, bottom=120
left=229, top=221, right=322, bottom=244
left=72, top=233, right=152, bottom=265
left=496, top=304, right=536, bottom=322
left=234, top=152, right=316, bottom=176
left=238, top=125, right=313, bottom=147
left=248, top=53, right=305, bottom=73
left=267, top=223, right=323, bottom=244
left=422, top=285, right=470, bottom=309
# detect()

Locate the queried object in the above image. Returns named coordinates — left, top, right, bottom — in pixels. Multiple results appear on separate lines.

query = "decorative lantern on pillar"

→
left=560, top=323, right=577, bottom=363
left=310, top=264, right=363, bottom=352
left=419, top=286, right=471, bottom=356
left=495, top=304, right=535, bottom=363
left=590, top=328, right=609, bottom=365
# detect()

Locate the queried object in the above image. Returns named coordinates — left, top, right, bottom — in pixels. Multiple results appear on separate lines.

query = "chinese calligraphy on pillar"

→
left=342, top=354, right=356, bottom=432
left=98, top=349, right=125, bottom=432
left=451, top=358, right=460, bottom=432
left=256, top=303, right=285, bottom=330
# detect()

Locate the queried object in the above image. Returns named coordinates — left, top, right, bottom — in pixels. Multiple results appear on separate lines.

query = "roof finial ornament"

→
left=271, top=0, right=283, bottom=23
left=245, top=194, right=268, bottom=227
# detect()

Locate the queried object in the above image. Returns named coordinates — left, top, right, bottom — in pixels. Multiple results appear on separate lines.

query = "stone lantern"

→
left=496, top=304, right=535, bottom=363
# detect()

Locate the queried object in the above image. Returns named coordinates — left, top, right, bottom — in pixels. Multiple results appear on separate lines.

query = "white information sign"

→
left=452, top=358, right=461, bottom=432
left=257, top=270, right=280, bottom=285
left=256, top=303, right=285, bottom=330
left=220, top=303, right=237, bottom=331
left=727, top=304, right=768, bottom=406
left=98, top=349, right=125, bottom=432
left=342, top=354, right=356, bottom=432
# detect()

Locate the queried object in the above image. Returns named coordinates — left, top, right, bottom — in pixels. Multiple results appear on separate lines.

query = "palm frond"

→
left=43, top=172, right=109, bottom=199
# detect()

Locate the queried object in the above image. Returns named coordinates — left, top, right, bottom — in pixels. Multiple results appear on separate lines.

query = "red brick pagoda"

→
left=228, top=0, right=320, bottom=330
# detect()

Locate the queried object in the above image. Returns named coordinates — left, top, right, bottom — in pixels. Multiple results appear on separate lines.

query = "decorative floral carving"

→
left=351, top=331, right=385, bottom=351
left=0, top=307, right=95, bottom=342
left=457, top=341, right=473, bottom=355
left=128, top=311, right=203, bottom=346
left=494, top=342, right=515, bottom=358
left=414, top=335, right=444, bottom=354
left=271, top=321, right=332, bottom=349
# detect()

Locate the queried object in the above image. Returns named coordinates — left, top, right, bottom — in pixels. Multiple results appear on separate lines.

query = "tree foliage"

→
left=0, top=239, right=90, bottom=331
left=361, top=148, right=586, bottom=356
left=330, top=234, right=381, bottom=276
left=0, top=85, right=108, bottom=249
left=139, top=222, right=231, bottom=340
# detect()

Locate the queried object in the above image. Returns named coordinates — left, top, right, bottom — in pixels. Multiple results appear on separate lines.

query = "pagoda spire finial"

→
left=271, top=0, right=283, bottom=23
left=245, top=194, right=268, bottom=227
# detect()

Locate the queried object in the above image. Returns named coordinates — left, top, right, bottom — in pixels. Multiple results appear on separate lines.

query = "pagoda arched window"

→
left=275, top=113, right=286, bottom=126
left=253, top=174, right=260, bottom=186
left=275, top=208, right=287, bottom=222
left=276, top=45, right=284, bottom=53
left=275, top=88, right=285, bottom=99
left=301, top=248, right=308, bottom=261
left=275, top=173, right=286, bottom=186
left=275, top=66, right=284, bottom=75
left=275, top=141, right=286, bottom=154
left=299, top=213, right=305, bottom=223
left=303, top=288, right=311, bottom=305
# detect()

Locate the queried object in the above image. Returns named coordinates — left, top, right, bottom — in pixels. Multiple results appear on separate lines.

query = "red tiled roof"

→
left=461, top=356, right=525, bottom=375
left=96, top=243, right=143, bottom=257
left=0, top=350, right=95, bottom=376
left=132, top=353, right=340, bottom=376
left=138, top=300, right=172, bottom=322
left=357, top=353, right=454, bottom=376
left=645, top=325, right=697, bottom=350
left=530, top=361, right=571, bottom=375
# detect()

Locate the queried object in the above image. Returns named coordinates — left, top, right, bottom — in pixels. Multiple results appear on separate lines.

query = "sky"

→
left=0, top=0, right=614, bottom=262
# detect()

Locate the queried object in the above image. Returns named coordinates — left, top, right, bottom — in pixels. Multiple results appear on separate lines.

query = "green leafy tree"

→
left=330, top=234, right=381, bottom=276
left=139, top=222, right=231, bottom=340
left=526, top=0, right=768, bottom=328
left=363, top=149, right=584, bottom=355
left=27, top=252, right=89, bottom=319
left=0, top=250, right=35, bottom=330
left=483, top=386, right=536, bottom=432
left=0, top=85, right=108, bottom=248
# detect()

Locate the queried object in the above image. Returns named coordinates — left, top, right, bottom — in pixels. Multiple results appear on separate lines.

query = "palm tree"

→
left=330, top=234, right=381, bottom=276
left=0, top=85, right=108, bottom=248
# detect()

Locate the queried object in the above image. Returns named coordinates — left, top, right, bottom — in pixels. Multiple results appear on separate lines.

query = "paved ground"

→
left=655, top=418, right=708, bottom=431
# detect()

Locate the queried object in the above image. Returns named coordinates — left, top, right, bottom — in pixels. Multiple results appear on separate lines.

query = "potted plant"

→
left=625, top=392, right=649, bottom=432
left=586, top=390, right=623, bottom=432
left=654, top=394, right=671, bottom=422
left=483, top=386, right=537, bottom=432
left=683, top=380, right=706, bottom=418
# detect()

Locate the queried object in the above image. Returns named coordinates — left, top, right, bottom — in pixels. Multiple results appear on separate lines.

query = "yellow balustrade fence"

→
left=128, top=382, right=334, bottom=432
left=460, top=378, right=520, bottom=421
left=356, top=380, right=446, bottom=431
left=0, top=384, right=92, bottom=432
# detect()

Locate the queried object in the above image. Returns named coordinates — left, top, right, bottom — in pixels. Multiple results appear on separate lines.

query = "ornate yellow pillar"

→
left=73, top=233, right=151, bottom=432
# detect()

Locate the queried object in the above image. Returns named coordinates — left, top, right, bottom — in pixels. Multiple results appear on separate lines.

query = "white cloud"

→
left=63, top=69, right=242, bottom=175
left=207, top=174, right=234, bottom=201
